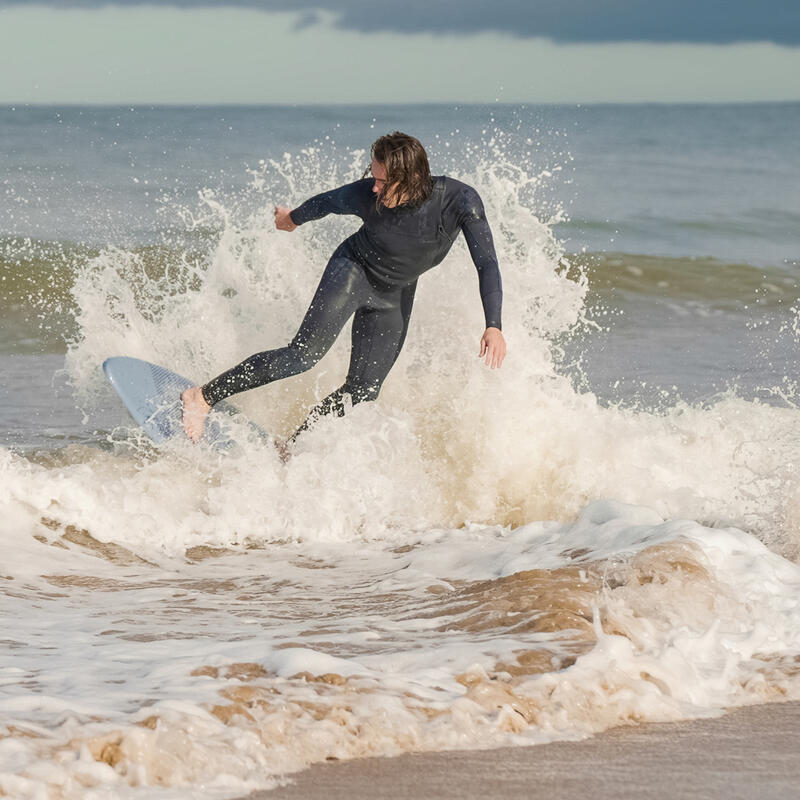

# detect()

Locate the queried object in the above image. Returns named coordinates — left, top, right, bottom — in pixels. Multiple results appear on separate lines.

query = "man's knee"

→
left=285, top=339, right=326, bottom=373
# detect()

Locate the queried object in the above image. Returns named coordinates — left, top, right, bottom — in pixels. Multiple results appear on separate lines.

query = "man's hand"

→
left=274, top=206, right=297, bottom=232
left=479, top=327, right=506, bottom=369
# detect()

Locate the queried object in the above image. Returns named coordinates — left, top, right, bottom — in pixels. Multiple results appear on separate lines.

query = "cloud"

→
left=3, top=6, right=799, bottom=103
left=2, top=0, right=799, bottom=45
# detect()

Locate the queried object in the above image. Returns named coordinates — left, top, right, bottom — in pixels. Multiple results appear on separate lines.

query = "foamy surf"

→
left=2, top=496, right=800, bottom=799
left=1, top=117, right=800, bottom=798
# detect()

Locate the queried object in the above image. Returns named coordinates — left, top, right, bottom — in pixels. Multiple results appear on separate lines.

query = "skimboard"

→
left=103, top=356, right=264, bottom=450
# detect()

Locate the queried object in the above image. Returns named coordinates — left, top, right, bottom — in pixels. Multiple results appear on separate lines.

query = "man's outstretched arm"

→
left=281, top=179, right=371, bottom=228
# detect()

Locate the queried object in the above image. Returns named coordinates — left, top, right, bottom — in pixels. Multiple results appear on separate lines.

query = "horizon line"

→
left=4, top=99, right=800, bottom=109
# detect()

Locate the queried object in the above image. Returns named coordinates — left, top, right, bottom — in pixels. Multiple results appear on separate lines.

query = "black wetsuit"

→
left=202, top=176, right=503, bottom=434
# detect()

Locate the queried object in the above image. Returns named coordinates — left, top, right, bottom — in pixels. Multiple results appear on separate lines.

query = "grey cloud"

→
left=3, top=0, right=800, bottom=45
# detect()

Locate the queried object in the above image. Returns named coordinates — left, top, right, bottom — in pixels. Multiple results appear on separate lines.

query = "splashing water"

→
left=59, top=138, right=800, bottom=549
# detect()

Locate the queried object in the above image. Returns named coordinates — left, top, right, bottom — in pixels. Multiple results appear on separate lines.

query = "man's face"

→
left=370, top=158, right=388, bottom=199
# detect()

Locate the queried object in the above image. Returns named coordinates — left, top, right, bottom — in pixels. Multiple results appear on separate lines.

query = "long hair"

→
left=370, top=132, right=433, bottom=208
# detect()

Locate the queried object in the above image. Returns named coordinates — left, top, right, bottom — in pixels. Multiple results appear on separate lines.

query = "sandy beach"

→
left=241, top=701, right=800, bottom=800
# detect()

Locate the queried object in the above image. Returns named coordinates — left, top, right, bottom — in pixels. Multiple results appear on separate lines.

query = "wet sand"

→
left=240, top=701, right=800, bottom=799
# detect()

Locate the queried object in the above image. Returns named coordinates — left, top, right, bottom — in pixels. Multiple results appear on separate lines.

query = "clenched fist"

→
left=274, top=206, right=297, bottom=232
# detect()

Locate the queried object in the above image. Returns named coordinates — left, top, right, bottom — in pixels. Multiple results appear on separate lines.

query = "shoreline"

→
left=240, top=700, right=800, bottom=799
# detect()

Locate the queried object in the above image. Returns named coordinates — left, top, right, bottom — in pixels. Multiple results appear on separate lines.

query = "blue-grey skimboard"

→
left=103, top=356, right=264, bottom=450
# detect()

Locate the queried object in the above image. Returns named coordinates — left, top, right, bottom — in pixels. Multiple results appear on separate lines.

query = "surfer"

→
left=181, top=132, right=506, bottom=444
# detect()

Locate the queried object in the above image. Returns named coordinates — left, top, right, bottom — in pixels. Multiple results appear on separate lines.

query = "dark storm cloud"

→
left=3, top=0, right=800, bottom=45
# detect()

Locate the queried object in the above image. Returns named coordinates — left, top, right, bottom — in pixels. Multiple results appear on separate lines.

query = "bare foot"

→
left=181, top=386, right=211, bottom=443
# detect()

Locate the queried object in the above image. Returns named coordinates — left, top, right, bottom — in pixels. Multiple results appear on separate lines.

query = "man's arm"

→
left=459, top=189, right=506, bottom=369
left=288, top=179, right=371, bottom=227
left=459, top=192, right=503, bottom=328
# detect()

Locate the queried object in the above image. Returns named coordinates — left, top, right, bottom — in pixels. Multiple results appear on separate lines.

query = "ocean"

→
left=1, top=103, right=799, bottom=798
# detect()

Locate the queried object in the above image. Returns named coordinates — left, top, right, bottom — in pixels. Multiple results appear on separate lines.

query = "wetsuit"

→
left=201, top=176, right=503, bottom=434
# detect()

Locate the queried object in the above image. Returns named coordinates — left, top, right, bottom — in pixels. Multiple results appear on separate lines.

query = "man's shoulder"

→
left=439, top=176, right=485, bottom=217
left=325, top=178, right=374, bottom=214
left=441, top=176, right=483, bottom=201
left=439, top=175, right=476, bottom=192
left=336, top=178, right=373, bottom=195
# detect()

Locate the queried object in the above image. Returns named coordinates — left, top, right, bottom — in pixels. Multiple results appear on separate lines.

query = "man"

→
left=182, top=132, right=506, bottom=443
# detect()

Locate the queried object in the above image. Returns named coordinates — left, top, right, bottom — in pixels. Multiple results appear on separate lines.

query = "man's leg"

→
left=391, top=280, right=417, bottom=367
left=289, top=285, right=414, bottom=442
left=182, top=256, right=368, bottom=441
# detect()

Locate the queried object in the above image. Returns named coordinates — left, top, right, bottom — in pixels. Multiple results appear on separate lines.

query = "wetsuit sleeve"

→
left=459, top=189, right=503, bottom=330
left=289, top=180, right=371, bottom=226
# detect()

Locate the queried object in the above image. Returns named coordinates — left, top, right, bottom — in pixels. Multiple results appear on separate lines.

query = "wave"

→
left=1, top=487, right=799, bottom=798
left=0, top=236, right=209, bottom=354
left=565, top=251, right=799, bottom=308
left=3, top=233, right=797, bottom=355
left=0, top=144, right=794, bottom=552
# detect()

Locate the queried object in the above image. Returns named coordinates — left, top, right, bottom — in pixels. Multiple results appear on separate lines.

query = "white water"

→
left=2, top=144, right=800, bottom=798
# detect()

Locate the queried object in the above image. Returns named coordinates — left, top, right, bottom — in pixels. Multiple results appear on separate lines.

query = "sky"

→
left=1, top=1, right=799, bottom=104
